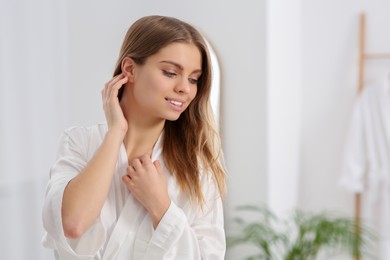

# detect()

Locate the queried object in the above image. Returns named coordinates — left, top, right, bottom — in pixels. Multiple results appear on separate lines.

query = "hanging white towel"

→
left=340, top=74, right=390, bottom=259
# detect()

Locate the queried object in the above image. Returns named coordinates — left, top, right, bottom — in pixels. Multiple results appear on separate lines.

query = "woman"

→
left=42, top=15, right=226, bottom=260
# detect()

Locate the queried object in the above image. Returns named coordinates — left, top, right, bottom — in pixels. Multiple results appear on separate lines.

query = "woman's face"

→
left=129, top=42, right=202, bottom=122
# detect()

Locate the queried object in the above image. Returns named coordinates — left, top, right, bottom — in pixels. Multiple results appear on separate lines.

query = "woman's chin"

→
left=164, top=114, right=182, bottom=122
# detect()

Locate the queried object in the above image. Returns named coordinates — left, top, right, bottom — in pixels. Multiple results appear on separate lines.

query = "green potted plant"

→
left=227, top=205, right=376, bottom=260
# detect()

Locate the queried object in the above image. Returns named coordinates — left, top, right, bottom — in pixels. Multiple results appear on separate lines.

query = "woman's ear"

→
left=121, top=57, right=136, bottom=82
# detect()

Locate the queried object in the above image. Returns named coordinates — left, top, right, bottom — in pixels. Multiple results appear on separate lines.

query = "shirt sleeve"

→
left=42, top=127, right=106, bottom=259
left=133, top=172, right=226, bottom=260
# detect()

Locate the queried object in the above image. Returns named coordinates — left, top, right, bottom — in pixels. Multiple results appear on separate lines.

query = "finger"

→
left=103, top=74, right=126, bottom=101
left=107, top=78, right=128, bottom=106
left=127, top=165, right=136, bottom=175
left=103, top=74, right=123, bottom=97
left=132, top=159, right=143, bottom=171
left=122, top=174, right=132, bottom=181
left=106, top=76, right=127, bottom=98
left=130, top=158, right=143, bottom=171
left=113, top=75, right=128, bottom=88
left=106, top=73, right=125, bottom=89
left=122, top=175, right=134, bottom=190
left=140, top=153, right=152, bottom=165
left=102, top=82, right=109, bottom=102
left=108, top=77, right=128, bottom=101
left=153, top=160, right=163, bottom=174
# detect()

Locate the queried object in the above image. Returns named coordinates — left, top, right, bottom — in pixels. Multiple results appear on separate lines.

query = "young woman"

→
left=42, top=15, right=226, bottom=259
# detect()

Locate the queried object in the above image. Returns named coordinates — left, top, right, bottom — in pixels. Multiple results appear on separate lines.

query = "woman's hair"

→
left=113, top=15, right=226, bottom=205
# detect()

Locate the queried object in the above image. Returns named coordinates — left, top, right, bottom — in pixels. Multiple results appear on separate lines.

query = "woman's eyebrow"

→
left=159, top=60, right=202, bottom=74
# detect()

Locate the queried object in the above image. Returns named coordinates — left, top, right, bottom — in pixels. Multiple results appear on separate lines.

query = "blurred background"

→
left=1, top=0, right=390, bottom=259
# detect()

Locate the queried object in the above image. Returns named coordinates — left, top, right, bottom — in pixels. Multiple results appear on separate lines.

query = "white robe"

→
left=42, top=123, right=225, bottom=260
left=339, top=75, right=390, bottom=259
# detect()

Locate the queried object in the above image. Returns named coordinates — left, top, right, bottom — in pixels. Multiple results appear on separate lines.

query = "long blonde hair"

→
left=113, top=15, right=226, bottom=204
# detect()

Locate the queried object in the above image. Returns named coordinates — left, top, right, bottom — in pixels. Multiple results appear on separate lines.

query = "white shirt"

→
left=339, top=76, right=390, bottom=259
left=42, top=123, right=225, bottom=260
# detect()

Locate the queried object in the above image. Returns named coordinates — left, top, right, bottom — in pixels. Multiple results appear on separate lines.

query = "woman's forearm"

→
left=61, top=129, right=124, bottom=239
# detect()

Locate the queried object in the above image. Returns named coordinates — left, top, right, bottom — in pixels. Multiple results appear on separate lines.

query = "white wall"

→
left=0, top=1, right=68, bottom=259
left=266, top=0, right=302, bottom=216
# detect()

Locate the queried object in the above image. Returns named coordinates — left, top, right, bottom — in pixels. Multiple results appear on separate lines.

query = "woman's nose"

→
left=174, top=79, right=191, bottom=94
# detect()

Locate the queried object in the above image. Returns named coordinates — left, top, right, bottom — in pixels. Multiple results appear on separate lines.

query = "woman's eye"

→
left=163, top=70, right=176, bottom=78
left=189, top=78, right=198, bottom=85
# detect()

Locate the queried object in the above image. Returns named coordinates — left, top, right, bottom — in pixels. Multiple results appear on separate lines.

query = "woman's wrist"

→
left=150, top=199, right=171, bottom=229
left=105, top=127, right=126, bottom=146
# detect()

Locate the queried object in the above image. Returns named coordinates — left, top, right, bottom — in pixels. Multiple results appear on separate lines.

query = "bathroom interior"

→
left=1, top=0, right=390, bottom=259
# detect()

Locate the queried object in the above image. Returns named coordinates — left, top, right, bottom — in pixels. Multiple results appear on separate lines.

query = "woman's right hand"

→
left=102, top=74, right=129, bottom=136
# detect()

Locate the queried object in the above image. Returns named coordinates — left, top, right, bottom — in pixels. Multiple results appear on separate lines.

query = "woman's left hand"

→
left=122, top=154, right=171, bottom=228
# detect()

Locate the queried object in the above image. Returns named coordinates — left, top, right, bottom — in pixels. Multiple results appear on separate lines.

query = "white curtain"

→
left=0, top=0, right=68, bottom=259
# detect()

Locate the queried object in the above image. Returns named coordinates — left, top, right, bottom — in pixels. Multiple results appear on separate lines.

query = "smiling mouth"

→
left=166, top=98, right=184, bottom=107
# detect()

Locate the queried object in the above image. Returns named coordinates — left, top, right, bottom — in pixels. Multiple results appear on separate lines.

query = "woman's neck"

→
left=120, top=90, right=165, bottom=160
left=123, top=116, right=165, bottom=161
